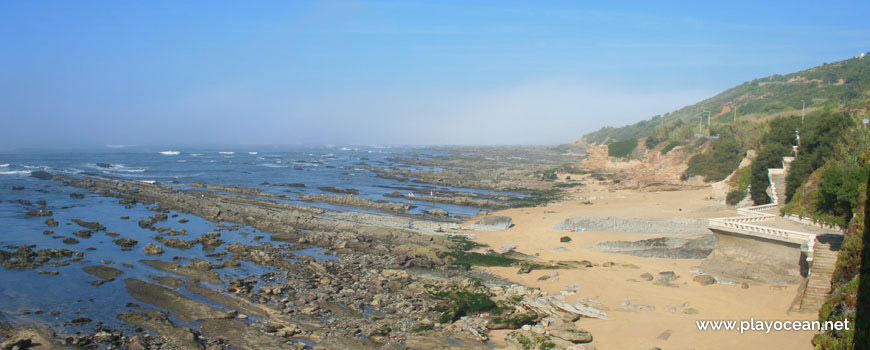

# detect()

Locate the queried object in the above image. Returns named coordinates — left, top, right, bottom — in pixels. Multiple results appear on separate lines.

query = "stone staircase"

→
left=769, top=172, right=788, bottom=205
left=711, top=155, right=844, bottom=314
left=798, top=235, right=843, bottom=313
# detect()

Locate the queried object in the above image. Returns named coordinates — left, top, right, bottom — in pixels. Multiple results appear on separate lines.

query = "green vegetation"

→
left=584, top=55, right=870, bottom=146
left=448, top=235, right=487, bottom=251
left=726, top=189, right=747, bottom=205
left=749, top=116, right=801, bottom=204
left=424, top=284, right=497, bottom=323
left=490, top=312, right=540, bottom=329
left=507, top=331, right=557, bottom=350
left=442, top=251, right=519, bottom=269
left=559, top=236, right=572, bottom=243
left=681, top=127, right=747, bottom=182
left=785, top=111, right=854, bottom=202
left=607, top=138, right=638, bottom=158
left=783, top=125, right=870, bottom=227
left=661, top=140, right=685, bottom=154
left=811, top=173, right=867, bottom=349
left=779, top=117, right=869, bottom=350
left=411, top=323, right=434, bottom=332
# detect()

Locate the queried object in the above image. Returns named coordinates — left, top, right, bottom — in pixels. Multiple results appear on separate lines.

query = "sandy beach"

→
left=469, top=188, right=818, bottom=350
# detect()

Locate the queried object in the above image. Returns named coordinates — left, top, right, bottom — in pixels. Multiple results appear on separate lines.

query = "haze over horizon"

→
left=2, top=1, right=869, bottom=150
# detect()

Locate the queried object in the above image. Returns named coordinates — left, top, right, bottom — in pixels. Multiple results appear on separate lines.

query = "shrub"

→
left=785, top=111, right=854, bottom=202
left=726, top=189, right=747, bottom=205
left=682, top=132, right=743, bottom=182
left=559, top=236, right=572, bottom=243
left=608, top=138, right=638, bottom=158
left=661, top=141, right=684, bottom=154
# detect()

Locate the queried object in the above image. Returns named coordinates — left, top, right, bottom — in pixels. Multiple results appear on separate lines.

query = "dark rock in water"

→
left=62, top=238, right=80, bottom=245
left=26, top=209, right=53, bottom=217
left=69, top=193, right=85, bottom=199
left=318, top=186, right=360, bottom=195
left=16, top=199, right=33, bottom=206
left=43, top=230, right=53, bottom=235
left=69, top=317, right=92, bottom=325
left=73, top=230, right=93, bottom=238
left=105, top=232, right=120, bottom=237
left=144, top=243, right=164, bottom=256
left=36, top=200, right=46, bottom=206
left=30, top=170, right=53, bottom=180
left=83, top=265, right=123, bottom=281
left=113, top=238, right=138, bottom=250
left=96, top=163, right=113, bottom=168
left=424, top=209, right=449, bottom=217
left=72, top=219, right=106, bottom=231
left=45, top=219, right=59, bottom=227
left=11, top=186, right=24, bottom=190
left=1, top=337, right=33, bottom=349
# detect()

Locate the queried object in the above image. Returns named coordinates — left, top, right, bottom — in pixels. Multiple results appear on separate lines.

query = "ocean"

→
left=0, top=145, right=510, bottom=335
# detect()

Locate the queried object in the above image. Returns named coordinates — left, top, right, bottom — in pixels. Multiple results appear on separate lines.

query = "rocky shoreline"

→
left=0, top=171, right=604, bottom=350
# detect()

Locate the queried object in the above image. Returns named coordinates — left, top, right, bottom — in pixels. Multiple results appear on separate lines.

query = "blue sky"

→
left=1, top=1, right=868, bottom=149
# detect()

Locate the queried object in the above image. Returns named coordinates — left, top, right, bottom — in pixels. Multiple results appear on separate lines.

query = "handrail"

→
left=708, top=218, right=816, bottom=242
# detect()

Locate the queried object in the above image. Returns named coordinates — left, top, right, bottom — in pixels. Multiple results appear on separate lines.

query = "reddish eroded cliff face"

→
left=579, top=140, right=698, bottom=190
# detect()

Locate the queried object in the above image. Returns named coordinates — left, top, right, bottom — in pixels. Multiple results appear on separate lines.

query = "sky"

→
left=1, top=1, right=869, bottom=149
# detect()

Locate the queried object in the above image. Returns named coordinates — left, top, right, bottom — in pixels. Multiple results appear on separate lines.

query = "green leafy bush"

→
left=559, top=236, right=572, bottom=243
left=607, top=138, right=638, bottom=158
left=726, top=189, right=747, bottom=205
left=786, top=111, right=854, bottom=202
left=682, top=130, right=744, bottom=182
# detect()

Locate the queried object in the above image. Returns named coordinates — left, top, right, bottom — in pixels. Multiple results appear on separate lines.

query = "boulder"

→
left=549, top=324, right=593, bottom=343
left=657, top=271, right=679, bottom=284
left=26, top=209, right=53, bottom=217
left=470, top=216, right=512, bottom=231
left=30, top=170, right=53, bottom=180
left=113, top=238, right=138, bottom=249
left=424, top=209, right=449, bottom=217
left=144, top=243, right=164, bottom=256
left=692, top=274, right=716, bottom=286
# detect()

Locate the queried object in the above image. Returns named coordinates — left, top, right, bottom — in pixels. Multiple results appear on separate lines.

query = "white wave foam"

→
left=218, top=151, right=234, bottom=155
left=0, top=164, right=8, bottom=167
left=159, top=151, right=180, bottom=155
left=191, top=153, right=203, bottom=157
left=0, top=170, right=31, bottom=176
left=258, top=163, right=289, bottom=168
left=139, top=180, right=156, bottom=184
left=248, top=152, right=258, bottom=155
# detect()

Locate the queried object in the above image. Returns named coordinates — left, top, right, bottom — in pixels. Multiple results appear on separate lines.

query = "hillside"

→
left=581, top=53, right=870, bottom=145
left=578, top=53, right=870, bottom=350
